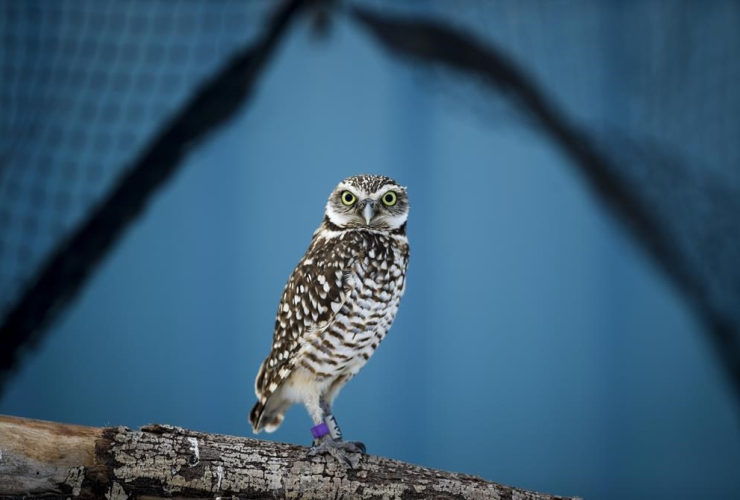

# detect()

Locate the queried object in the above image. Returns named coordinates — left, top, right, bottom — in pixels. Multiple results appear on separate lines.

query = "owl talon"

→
left=344, top=441, right=366, bottom=454
left=309, top=437, right=363, bottom=468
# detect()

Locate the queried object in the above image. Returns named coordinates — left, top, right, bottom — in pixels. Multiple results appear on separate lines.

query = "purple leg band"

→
left=311, top=422, right=330, bottom=439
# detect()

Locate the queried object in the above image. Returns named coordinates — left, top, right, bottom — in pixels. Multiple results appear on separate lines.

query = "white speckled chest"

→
left=256, top=226, right=409, bottom=408
left=293, top=229, right=409, bottom=384
left=331, top=231, right=408, bottom=378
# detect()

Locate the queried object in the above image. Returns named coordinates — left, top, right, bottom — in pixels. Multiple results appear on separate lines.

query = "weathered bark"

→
left=0, top=415, right=578, bottom=499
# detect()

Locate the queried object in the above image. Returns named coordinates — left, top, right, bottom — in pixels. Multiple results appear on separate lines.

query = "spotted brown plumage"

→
left=249, top=175, right=409, bottom=464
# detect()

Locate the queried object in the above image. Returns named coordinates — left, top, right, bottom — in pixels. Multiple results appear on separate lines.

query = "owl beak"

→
left=362, top=201, right=375, bottom=226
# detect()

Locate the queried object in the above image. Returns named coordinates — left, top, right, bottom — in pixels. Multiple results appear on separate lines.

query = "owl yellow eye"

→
left=341, top=191, right=356, bottom=206
left=381, top=191, right=397, bottom=206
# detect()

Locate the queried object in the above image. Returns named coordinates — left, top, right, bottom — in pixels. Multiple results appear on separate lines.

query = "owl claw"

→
left=344, top=441, right=366, bottom=454
left=309, top=437, right=364, bottom=468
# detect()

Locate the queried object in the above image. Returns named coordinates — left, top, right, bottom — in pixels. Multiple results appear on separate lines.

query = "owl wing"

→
left=251, top=236, right=356, bottom=426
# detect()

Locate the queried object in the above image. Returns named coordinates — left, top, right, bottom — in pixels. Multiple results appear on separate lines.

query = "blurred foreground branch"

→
left=0, top=415, right=576, bottom=500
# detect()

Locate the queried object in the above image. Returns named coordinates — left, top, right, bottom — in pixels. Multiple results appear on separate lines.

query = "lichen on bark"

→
left=0, top=415, right=579, bottom=500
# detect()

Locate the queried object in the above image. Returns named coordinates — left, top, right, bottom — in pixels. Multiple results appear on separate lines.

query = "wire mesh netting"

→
left=352, top=0, right=740, bottom=393
left=0, top=0, right=273, bottom=320
left=1, top=0, right=739, bottom=406
left=1, top=2, right=740, bottom=498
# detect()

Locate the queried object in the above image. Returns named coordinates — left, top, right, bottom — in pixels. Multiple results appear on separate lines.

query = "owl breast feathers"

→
left=250, top=174, right=409, bottom=434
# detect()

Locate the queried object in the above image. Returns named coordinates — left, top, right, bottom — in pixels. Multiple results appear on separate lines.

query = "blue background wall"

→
left=2, top=3, right=739, bottom=499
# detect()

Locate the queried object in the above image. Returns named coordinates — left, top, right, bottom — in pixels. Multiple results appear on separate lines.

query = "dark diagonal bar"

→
left=0, top=0, right=307, bottom=393
left=351, top=6, right=740, bottom=409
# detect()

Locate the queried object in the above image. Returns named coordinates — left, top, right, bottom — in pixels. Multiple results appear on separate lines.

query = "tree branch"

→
left=0, top=415, right=578, bottom=500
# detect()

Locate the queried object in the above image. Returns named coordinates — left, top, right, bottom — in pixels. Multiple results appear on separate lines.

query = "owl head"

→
left=325, top=174, right=409, bottom=231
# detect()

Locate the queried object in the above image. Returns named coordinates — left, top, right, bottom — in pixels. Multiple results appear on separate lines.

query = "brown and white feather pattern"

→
left=250, top=174, right=409, bottom=433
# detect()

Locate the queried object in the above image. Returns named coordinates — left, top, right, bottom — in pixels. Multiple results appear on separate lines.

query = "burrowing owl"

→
left=249, top=174, right=409, bottom=467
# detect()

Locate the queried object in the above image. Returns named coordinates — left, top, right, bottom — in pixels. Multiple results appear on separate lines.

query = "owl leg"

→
left=308, top=395, right=365, bottom=467
left=319, top=397, right=366, bottom=454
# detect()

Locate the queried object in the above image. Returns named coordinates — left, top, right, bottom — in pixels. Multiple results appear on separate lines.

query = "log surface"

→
left=0, top=415, right=578, bottom=499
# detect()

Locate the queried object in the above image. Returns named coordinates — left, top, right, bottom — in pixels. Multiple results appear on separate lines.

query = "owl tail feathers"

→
left=249, top=400, right=285, bottom=434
